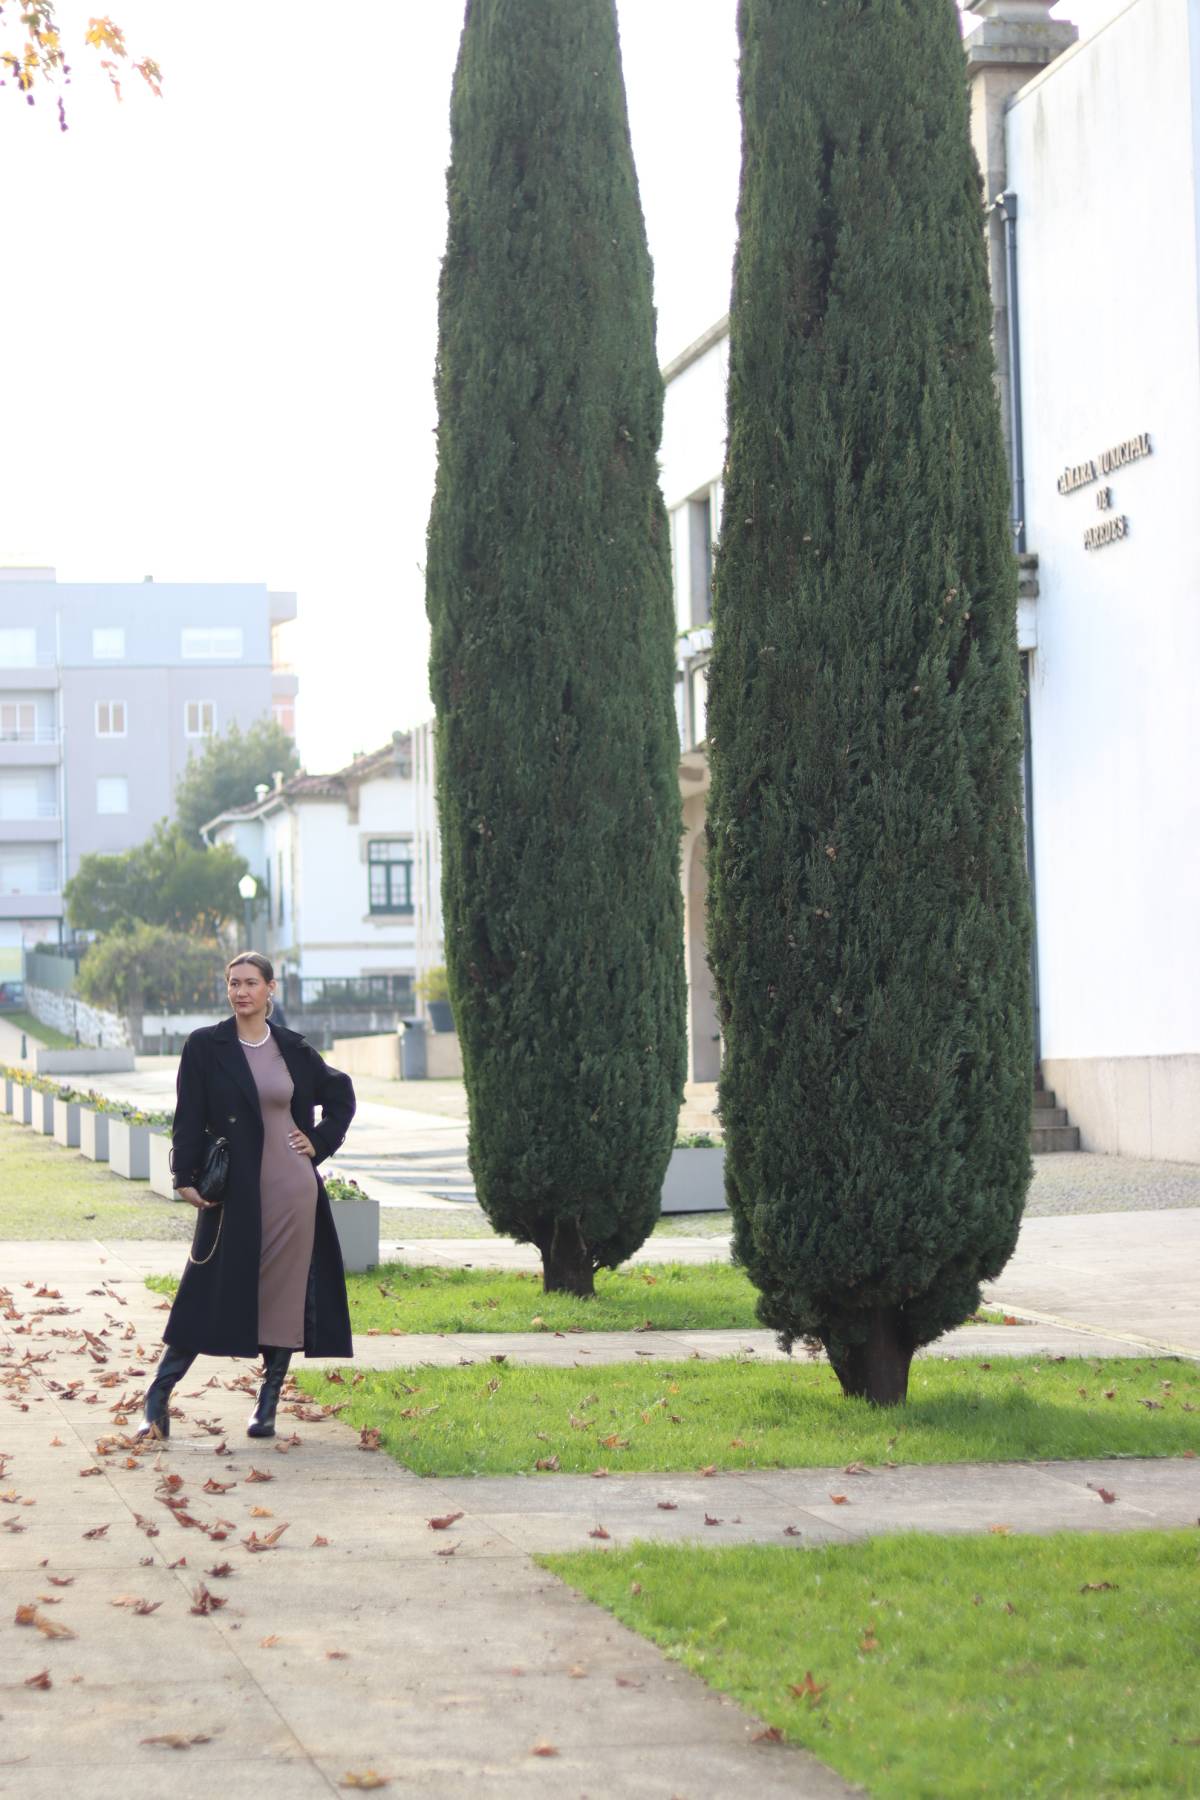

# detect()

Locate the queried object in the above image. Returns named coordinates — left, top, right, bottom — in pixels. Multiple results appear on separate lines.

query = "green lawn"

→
left=293, top=1354, right=1200, bottom=1477
left=2, top=1009, right=76, bottom=1050
left=146, top=1258, right=1011, bottom=1336
left=0, top=1114, right=190, bottom=1240
left=544, top=1532, right=1200, bottom=1798
left=377, top=1203, right=736, bottom=1239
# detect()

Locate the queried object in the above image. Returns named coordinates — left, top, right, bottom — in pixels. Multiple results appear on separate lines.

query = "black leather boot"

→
left=135, top=1345, right=196, bottom=1443
left=247, top=1346, right=293, bottom=1439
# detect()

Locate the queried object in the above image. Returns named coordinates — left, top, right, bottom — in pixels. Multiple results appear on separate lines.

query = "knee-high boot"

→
left=135, top=1344, right=197, bottom=1443
left=248, top=1346, right=293, bottom=1439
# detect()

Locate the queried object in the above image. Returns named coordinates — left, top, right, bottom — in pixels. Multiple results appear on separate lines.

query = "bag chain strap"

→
left=187, top=1207, right=223, bottom=1267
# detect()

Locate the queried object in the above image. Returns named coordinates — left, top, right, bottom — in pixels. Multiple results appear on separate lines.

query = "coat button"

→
left=228, top=1115, right=237, bottom=1122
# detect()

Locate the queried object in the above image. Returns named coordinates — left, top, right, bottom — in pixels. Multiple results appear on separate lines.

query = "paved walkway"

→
left=3, top=1241, right=1198, bottom=1798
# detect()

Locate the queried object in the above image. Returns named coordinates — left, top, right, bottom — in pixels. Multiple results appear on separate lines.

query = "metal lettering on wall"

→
left=1055, top=432, right=1152, bottom=551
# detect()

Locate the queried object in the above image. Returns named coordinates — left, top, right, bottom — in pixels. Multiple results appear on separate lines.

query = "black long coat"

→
left=164, top=1014, right=356, bottom=1359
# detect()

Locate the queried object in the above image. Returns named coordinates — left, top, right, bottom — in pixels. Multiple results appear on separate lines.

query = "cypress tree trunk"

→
left=426, top=0, right=686, bottom=1293
left=707, top=0, right=1033, bottom=1404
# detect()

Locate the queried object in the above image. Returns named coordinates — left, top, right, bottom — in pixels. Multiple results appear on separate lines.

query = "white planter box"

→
left=1, top=1076, right=14, bottom=1115
left=20, top=1084, right=34, bottom=1126
left=330, top=1197, right=380, bottom=1274
left=148, top=1131, right=176, bottom=1198
left=108, top=1118, right=152, bottom=1180
left=661, top=1146, right=727, bottom=1214
left=35, top=1090, right=55, bottom=1134
left=79, top=1109, right=110, bottom=1162
left=52, top=1097, right=82, bottom=1148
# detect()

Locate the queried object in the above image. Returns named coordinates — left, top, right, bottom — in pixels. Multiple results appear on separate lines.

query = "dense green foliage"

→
left=425, top=0, right=686, bottom=1291
left=77, top=922, right=223, bottom=1013
left=65, top=819, right=247, bottom=938
left=174, top=717, right=299, bottom=843
left=707, top=0, right=1032, bottom=1399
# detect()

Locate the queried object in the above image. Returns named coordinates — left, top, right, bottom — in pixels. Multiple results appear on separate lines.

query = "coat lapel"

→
left=212, top=1014, right=264, bottom=1117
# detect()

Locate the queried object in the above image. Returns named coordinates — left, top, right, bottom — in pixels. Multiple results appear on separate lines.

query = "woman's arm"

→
left=305, top=1049, right=356, bottom=1166
left=170, top=1033, right=207, bottom=1190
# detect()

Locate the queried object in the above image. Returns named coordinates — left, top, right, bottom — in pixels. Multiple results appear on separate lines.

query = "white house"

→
left=661, top=0, right=1200, bottom=1162
left=203, top=734, right=417, bottom=1015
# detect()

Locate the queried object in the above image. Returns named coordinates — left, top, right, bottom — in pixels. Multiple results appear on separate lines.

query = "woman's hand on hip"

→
left=176, top=1185, right=219, bottom=1210
left=288, top=1129, right=317, bottom=1158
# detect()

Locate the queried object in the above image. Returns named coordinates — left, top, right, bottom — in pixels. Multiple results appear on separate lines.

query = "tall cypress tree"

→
left=707, top=0, right=1032, bottom=1403
left=425, top=0, right=686, bottom=1294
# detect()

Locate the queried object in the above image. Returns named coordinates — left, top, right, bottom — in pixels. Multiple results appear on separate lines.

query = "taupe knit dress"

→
left=241, top=1034, right=318, bottom=1350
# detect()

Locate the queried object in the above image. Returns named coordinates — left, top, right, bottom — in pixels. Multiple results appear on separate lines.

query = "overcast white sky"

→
left=0, top=0, right=1114, bottom=772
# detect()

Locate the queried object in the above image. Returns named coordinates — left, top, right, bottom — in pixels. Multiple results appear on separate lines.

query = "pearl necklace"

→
left=237, top=1025, right=271, bottom=1048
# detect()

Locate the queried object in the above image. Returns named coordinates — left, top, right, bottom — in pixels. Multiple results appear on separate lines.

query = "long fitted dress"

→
left=241, top=1034, right=318, bottom=1349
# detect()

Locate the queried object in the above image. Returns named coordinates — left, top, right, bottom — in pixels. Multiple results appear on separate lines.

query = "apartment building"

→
left=0, top=566, right=298, bottom=980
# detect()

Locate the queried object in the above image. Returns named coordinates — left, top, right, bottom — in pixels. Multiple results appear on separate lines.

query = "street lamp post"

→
left=237, top=872, right=258, bottom=950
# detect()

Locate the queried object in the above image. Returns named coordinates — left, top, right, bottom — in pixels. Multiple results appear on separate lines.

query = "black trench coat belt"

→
left=163, top=1013, right=356, bottom=1359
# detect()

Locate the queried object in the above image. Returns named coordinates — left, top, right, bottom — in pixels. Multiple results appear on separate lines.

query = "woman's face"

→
left=227, top=962, right=274, bottom=1020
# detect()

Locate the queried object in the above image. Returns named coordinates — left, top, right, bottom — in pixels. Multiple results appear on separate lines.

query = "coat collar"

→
left=212, top=1013, right=307, bottom=1113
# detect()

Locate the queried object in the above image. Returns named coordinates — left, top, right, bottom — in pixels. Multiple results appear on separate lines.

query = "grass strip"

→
left=1, top=1010, right=77, bottom=1050
left=146, top=1260, right=1012, bottom=1336
left=293, top=1354, right=1200, bottom=1477
left=542, top=1532, right=1200, bottom=1798
left=0, top=1114, right=190, bottom=1241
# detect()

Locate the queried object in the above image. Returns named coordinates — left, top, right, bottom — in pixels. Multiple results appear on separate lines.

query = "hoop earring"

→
left=266, top=996, right=275, bottom=1018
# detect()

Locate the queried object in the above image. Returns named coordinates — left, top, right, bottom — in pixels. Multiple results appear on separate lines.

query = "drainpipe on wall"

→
left=991, top=191, right=1026, bottom=554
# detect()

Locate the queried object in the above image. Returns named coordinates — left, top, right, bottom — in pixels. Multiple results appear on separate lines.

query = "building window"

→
left=92, top=627, right=126, bottom=660
left=0, top=628, right=38, bottom=668
left=0, top=701, right=36, bottom=742
left=272, top=698, right=295, bottom=736
left=185, top=700, right=216, bottom=738
left=277, top=850, right=285, bottom=926
left=96, top=775, right=129, bottom=815
left=688, top=493, right=714, bottom=627
left=690, top=661, right=710, bottom=746
left=367, top=840, right=414, bottom=914
left=182, top=626, right=244, bottom=660
left=95, top=700, right=127, bottom=737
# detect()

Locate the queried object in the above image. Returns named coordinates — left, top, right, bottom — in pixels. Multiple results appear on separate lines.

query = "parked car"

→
left=0, top=980, right=26, bottom=1013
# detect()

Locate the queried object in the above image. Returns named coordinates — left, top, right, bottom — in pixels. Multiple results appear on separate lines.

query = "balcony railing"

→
left=0, top=649, right=57, bottom=669
left=0, top=726, right=59, bottom=745
left=0, top=803, right=59, bottom=821
left=2, top=879, right=60, bottom=896
left=283, top=974, right=415, bottom=1011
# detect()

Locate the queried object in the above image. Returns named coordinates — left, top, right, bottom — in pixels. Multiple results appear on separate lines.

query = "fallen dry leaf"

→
left=615, top=1674, right=643, bottom=1689
left=202, top=1478, right=235, bottom=1495
left=260, top=1634, right=281, bottom=1648
left=246, top=1467, right=274, bottom=1483
left=46, top=1575, right=74, bottom=1588
left=358, top=1428, right=382, bottom=1453
left=14, top=1603, right=76, bottom=1640
left=206, top=1563, right=234, bottom=1578
left=589, top=1525, right=611, bottom=1540
left=829, top=1494, right=849, bottom=1506
left=843, top=1461, right=871, bottom=1476
left=698, top=1464, right=718, bottom=1477
left=25, top=1668, right=52, bottom=1689
left=189, top=1582, right=227, bottom=1616
left=859, top=1629, right=880, bottom=1653
left=789, top=1671, right=827, bottom=1704
left=1089, top=1485, right=1118, bottom=1505
left=989, top=1524, right=1012, bottom=1536
left=704, top=1514, right=722, bottom=1527
left=428, top=1512, right=464, bottom=1532
left=530, top=1742, right=559, bottom=1757
left=82, top=1524, right=110, bottom=1539
left=434, top=1541, right=460, bottom=1557
left=752, top=1726, right=785, bottom=1743
left=339, top=1776, right=390, bottom=1791
left=311, top=1535, right=330, bottom=1548
left=783, top=1525, right=803, bottom=1537
left=1081, top=1581, right=1119, bottom=1594
left=141, top=1732, right=213, bottom=1749
left=568, top=1664, right=588, bottom=1678
left=326, top=1649, right=349, bottom=1660
left=243, top=1523, right=289, bottom=1552
left=249, top=1506, right=274, bottom=1519
left=535, top=1455, right=560, bottom=1472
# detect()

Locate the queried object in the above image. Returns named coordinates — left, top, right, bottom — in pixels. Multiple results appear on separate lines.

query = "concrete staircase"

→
left=1032, top=1081, right=1081, bottom=1153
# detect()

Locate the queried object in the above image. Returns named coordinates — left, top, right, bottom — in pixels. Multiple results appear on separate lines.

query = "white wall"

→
left=293, top=778, right=415, bottom=982
left=1008, top=0, right=1200, bottom=1061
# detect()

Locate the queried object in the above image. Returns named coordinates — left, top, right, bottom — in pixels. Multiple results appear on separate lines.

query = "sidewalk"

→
left=3, top=1241, right=1196, bottom=1799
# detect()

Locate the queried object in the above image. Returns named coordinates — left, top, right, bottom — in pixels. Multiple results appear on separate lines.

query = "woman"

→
left=138, top=951, right=356, bottom=1443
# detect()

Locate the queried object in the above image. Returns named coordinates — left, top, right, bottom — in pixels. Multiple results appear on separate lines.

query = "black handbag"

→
left=170, top=1132, right=229, bottom=1201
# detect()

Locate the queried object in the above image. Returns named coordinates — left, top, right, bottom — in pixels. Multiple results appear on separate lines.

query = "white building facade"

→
left=204, top=736, right=417, bottom=1015
left=663, top=0, right=1200, bottom=1161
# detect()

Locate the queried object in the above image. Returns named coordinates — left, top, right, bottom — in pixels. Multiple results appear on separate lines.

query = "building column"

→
left=965, top=0, right=1077, bottom=485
